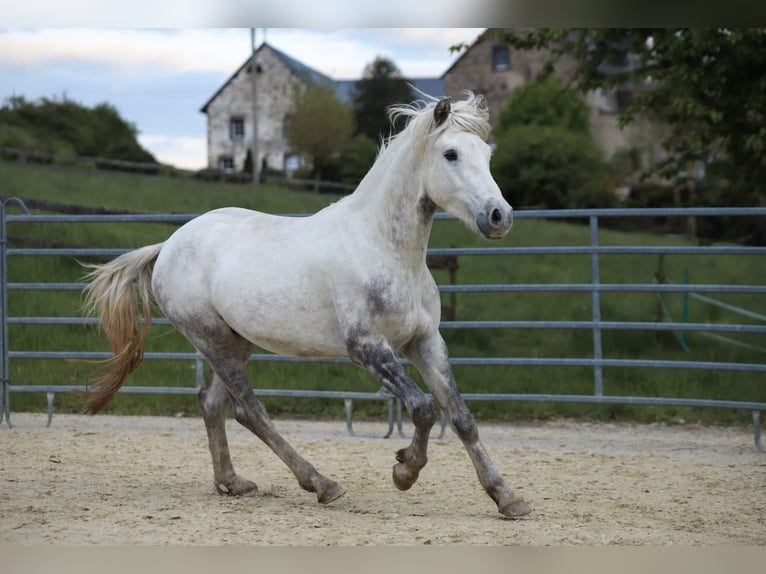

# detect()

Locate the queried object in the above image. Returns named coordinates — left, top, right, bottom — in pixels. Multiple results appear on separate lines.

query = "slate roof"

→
left=334, top=78, right=444, bottom=104
left=268, top=43, right=335, bottom=88
left=201, top=42, right=443, bottom=113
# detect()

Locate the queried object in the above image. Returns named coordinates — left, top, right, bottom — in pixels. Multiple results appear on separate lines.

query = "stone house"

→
left=442, top=30, right=652, bottom=160
left=201, top=42, right=444, bottom=175
left=200, top=42, right=335, bottom=174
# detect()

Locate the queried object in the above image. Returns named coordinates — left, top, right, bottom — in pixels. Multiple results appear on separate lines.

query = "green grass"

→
left=4, top=161, right=765, bottom=425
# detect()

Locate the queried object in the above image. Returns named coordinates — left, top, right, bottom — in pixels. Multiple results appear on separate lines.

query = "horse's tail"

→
left=81, top=242, right=164, bottom=414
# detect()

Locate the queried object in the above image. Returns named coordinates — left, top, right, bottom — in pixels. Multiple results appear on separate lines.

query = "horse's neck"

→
left=347, top=140, right=434, bottom=266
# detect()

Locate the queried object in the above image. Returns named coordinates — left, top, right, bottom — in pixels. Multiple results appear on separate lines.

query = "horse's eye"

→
left=444, top=149, right=458, bottom=162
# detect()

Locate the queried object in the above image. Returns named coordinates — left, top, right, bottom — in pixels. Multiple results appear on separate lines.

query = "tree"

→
left=491, top=75, right=610, bottom=209
left=480, top=29, right=766, bottom=208
left=287, top=84, right=355, bottom=191
left=497, top=74, right=591, bottom=134
left=0, top=95, right=155, bottom=162
left=351, top=56, right=415, bottom=141
left=338, top=134, right=378, bottom=185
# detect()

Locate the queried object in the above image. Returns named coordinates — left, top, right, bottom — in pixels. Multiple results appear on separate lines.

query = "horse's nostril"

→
left=478, top=203, right=511, bottom=239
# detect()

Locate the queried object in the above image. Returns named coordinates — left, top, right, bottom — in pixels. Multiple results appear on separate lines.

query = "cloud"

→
left=0, top=28, right=482, bottom=78
left=1, top=0, right=494, bottom=27
left=138, top=134, right=207, bottom=170
left=0, top=29, right=248, bottom=74
left=385, top=28, right=484, bottom=45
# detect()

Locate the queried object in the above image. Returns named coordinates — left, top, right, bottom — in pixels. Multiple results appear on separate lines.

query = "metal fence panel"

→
left=1, top=201, right=765, bottom=450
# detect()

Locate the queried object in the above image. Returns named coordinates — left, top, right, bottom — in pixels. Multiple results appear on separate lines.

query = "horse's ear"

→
left=433, top=97, right=452, bottom=127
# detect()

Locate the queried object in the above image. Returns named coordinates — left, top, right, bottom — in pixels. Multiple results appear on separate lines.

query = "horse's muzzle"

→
left=476, top=199, right=513, bottom=240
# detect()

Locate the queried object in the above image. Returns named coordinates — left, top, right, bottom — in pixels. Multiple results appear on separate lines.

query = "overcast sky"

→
left=0, top=28, right=484, bottom=170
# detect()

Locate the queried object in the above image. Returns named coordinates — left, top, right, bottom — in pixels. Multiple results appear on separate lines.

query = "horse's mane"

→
left=345, top=92, right=493, bottom=204
left=381, top=91, right=491, bottom=158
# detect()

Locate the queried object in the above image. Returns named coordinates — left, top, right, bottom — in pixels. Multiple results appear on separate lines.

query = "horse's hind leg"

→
left=182, top=316, right=345, bottom=505
left=226, top=368, right=345, bottom=504
left=199, top=363, right=258, bottom=496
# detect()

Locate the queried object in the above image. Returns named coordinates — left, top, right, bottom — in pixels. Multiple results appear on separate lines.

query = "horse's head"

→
left=422, top=95, right=512, bottom=240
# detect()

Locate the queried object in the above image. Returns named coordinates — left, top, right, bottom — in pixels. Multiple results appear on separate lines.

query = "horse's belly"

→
left=217, top=291, right=348, bottom=359
left=247, top=330, right=347, bottom=358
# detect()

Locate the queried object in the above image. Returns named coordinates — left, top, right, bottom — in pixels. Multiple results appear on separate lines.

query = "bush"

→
left=338, top=134, right=378, bottom=185
left=492, top=125, right=605, bottom=209
left=491, top=74, right=611, bottom=210
left=0, top=95, right=155, bottom=163
left=0, top=122, right=38, bottom=149
left=497, top=74, right=591, bottom=135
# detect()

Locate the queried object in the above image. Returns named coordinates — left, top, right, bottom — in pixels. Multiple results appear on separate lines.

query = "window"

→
left=218, top=156, right=234, bottom=173
left=492, top=46, right=510, bottom=72
left=229, top=117, right=245, bottom=140
left=282, top=114, right=293, bottom=139
left=284, top=153, right=301, bottom=173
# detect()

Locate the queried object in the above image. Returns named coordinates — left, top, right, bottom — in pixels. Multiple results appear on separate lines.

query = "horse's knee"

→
left=198, top=378, right=229, bottom=422
left=411, top=397, right=436, bottom=430
left=230, top=391, right=270, bottom=429
left=231, top=396, right=251, bottom=426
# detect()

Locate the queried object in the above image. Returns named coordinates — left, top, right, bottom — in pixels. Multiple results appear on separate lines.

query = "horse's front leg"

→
left=347, top=335, right=436, bottom=490
left=404, top=331, right=532, bottom=518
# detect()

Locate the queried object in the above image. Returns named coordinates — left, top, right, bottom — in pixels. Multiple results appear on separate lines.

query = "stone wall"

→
left=205, top=46, right=302, bottom=172
left=444, top=38, right=577, bottom=135
left=444, top=34, right=645, bottom=159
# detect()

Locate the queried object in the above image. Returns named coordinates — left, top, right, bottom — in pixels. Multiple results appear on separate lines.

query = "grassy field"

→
left=3, top=161, right=765, bottom=425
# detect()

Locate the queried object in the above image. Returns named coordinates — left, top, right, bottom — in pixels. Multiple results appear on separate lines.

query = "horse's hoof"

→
left=392, top=462, right=419, bottom=491
left=498, top=498, right=533, bottom=519
left=215, top=476, right=259, bottom=496
left=317, top=481, right=346, bottom=505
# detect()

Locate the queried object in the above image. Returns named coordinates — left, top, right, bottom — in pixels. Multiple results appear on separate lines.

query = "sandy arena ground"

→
left=1, top=412, right=764, bottom=545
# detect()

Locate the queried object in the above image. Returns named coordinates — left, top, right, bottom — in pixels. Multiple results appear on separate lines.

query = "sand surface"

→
left=1, top=413, right=764, bottom=545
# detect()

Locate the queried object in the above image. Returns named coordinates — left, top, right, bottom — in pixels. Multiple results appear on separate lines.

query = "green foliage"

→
left=492, top=76, right=609, bottom=209
left=287, top=84, right=355, bottom=190
left=314, top=133, right=378, bottom=189
left=497, top=74, right=591, bottom=134
left=493, top=126, right=607, bottom=209
left=337, top=133, right=378, bottom=185
left=0, top=123, right=40, bottom=150
left=242, top=149, right=253, bottom=175
left=491, top=28, right=766, bottom=207
left=0, top=95, right=156, bottom=163
left=351, top=56, right=415, bottom=141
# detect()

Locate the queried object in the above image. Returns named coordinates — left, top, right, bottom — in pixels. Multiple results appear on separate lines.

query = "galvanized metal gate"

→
left=1, top=200, right=765, bottom=450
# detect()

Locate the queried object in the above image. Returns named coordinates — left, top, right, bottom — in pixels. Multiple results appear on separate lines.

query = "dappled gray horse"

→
left=82, top=93, right=531, bottom=518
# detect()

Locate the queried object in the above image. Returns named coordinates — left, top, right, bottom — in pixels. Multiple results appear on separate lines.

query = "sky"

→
left=0, top=28, right=485, bottom=170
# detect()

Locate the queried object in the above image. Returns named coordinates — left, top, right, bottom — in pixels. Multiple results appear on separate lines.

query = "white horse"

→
left=82, top=93, right=532, bottom=519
